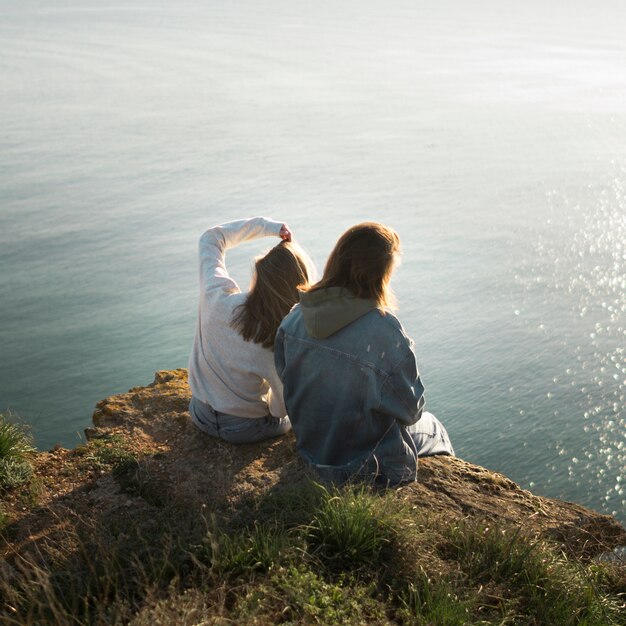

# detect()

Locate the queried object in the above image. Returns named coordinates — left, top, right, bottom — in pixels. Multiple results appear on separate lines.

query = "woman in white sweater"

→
left=188, top=216, right=312, bottom=443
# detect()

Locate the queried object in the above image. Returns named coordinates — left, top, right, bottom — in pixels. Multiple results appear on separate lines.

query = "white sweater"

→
left=187, top=217, right=287, bottom=418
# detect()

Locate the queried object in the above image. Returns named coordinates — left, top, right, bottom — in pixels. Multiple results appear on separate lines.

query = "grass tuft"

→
left=0, top=412, right=35, bottom=490
left=81, top=433, right=137, bottom=467
left=396, top=569, right=472, bottom=626
left=306, top=484, right=395, bottom=570
left=207, top=523, right=289, bottom=576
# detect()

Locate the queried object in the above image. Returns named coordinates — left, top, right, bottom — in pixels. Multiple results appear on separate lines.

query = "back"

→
left=275, top=303, right=424, bottom=484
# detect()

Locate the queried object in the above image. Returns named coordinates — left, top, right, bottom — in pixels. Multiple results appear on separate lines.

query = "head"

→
left=311, top=222, right=401, bottom=309
left=232, top=240, right=312, bottom=349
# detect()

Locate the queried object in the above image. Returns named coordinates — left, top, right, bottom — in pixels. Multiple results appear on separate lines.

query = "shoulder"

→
left=206, top=290, right=247, bottom=318
left=361, top=310, right=413, bottom=343
left=355, top=310, right=415, bottom=368
left=278, top=303, right=303, bottom=331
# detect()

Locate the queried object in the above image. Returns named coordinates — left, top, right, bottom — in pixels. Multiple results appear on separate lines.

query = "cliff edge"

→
left=89, top=369, right=626, bottom=556
left=2, top=369, right=625, bottom=625
left=4, top=369, right=622, bottom=558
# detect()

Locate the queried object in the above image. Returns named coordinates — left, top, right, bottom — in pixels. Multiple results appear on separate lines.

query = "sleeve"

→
left=198, top=217, right=284, bottom=294
left=379, top=350, right=425, bottom=427
left=263, top=344, right=287, bottom=417
left=274, top=326, right=286, bottom=382
left=266, top=371, right=288, bottom=418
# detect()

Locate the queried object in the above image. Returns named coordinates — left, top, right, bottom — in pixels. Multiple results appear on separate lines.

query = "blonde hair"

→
left=231, top=241, right=312, bottom=349
left=309, top=222, right=400, bottom=309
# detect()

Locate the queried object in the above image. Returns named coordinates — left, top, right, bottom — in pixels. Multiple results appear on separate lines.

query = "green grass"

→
left=2, top=479, right=625, bottom=626
left=1, top=507, right=199, bottom=626
left=79, top=433, right=137, bottom=467
left=305, top=484, right=396, bottom=570
left=0, top=412, right=35, bottom=490
left=441, top=521, right=626, bottom=625
left=0, top=504, right=8, bottom=532
left=395, top=570, right=473, bottom=626
left=236, top=565, right=387, bottom=624
left=208, top=523, right=290, bottom=576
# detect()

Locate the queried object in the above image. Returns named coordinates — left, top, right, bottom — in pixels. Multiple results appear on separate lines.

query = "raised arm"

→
left=198, top=217, right=289, bottom=293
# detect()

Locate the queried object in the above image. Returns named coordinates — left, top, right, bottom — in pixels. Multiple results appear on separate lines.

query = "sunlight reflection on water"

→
left=0, top=0, right=625, bottom=522
left=513, top=168, right=625, bottom=519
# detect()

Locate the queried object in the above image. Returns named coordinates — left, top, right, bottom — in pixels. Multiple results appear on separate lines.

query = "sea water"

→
left=0, top=0, right=624, bottom=523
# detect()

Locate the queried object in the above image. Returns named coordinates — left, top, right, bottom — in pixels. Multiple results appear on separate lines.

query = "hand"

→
left=279, top=224, right=292, bottom=242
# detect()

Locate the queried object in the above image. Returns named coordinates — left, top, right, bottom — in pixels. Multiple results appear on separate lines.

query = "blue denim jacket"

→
left=274, top=288, right=425, bottom=485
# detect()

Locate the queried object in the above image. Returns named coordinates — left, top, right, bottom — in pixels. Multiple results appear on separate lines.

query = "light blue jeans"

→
left=301, top=411, right=454, bottom=486
left=408, top=411, right=455, bottom=457
left=189, top=396, right=291, bottom=444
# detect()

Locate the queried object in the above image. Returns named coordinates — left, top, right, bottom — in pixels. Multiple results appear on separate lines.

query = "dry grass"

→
left=2, top=480, right=625, bottom=626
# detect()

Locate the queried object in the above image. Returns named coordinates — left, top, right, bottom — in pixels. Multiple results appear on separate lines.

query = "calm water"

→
left=1, top=0, right=624, bottom=523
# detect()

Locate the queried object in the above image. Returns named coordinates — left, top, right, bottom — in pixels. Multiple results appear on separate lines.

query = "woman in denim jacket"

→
left=274, top=222, right=454, bottom=485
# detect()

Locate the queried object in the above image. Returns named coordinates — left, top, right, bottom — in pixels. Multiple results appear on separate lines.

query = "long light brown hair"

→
left=231, top=241, right=311, bottom=349
left=309, top=222, right=400, bottom=309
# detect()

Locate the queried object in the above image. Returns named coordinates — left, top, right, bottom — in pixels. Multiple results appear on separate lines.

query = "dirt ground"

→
left=2, top=369, right=625, bottom=565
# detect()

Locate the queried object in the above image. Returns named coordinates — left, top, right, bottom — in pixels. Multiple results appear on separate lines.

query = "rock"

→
left=83, top=427, right=101, bottom=441
left=400, top=455, right=626, bottom=558
left=2, top=370, right=624, bottom=565
left=92, top=369, right=190, bottom=434
left=87, top=369, right=626, bottom=557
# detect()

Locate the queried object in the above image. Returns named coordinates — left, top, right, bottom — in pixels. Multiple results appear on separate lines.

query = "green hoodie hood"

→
left=299, top=287, right=379, bottom=339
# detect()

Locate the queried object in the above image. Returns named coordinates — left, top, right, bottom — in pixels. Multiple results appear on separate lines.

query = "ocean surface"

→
left=0, top=0, right=624, bottom=523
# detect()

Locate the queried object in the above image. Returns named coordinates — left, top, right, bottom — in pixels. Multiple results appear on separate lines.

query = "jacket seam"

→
left=283, top=334, right=391, bottom=378
left=381, top=352, right=421, bottom=415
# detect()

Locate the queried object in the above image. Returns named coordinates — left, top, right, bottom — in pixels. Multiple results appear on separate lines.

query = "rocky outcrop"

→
left=3, top=370, right=624, bottom=565
left=88, top=369, right=626, bottom=558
